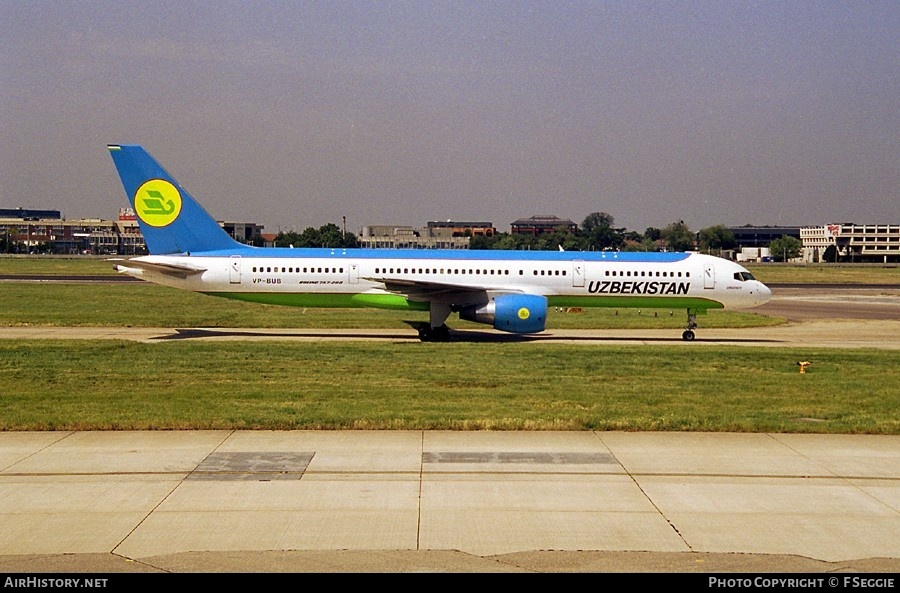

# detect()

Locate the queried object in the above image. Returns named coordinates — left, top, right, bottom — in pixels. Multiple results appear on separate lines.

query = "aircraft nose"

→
left=756, top=282, right=773, bottom=305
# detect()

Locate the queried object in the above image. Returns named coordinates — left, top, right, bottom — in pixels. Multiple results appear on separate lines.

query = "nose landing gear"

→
left=683, top=309, right=698, bottom=341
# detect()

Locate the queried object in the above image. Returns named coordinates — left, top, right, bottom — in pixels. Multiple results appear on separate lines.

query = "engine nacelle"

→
left=459, top=294, right=547, bottom=334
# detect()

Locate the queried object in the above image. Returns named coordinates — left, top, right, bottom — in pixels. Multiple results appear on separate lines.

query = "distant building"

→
left=735, top=247, right=773, bottom=263
left=0, top=215, right=118, bottom=255
left=801, top=224, right=900, bottom=263
left=725, top=225, right=801, bottom=249
left=357, top=224, right=471, bottom=249
left=115, top=209, right=145, bottom=254
left=0, top=208, right=61, bottom=220
left=426, top=221, right=495, bottom=238
left=0, top=206, right=262, bottom=255
left=221, top=221, right=265, bottom=243
left=510, top=215, right=578, bottom=236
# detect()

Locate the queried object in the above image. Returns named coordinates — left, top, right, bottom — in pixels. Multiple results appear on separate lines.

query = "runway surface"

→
left=0, top=284, right=897, bottom=573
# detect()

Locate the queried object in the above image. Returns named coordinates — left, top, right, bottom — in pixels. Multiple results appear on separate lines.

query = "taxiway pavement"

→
left=0, top=430, right=898, bottom=573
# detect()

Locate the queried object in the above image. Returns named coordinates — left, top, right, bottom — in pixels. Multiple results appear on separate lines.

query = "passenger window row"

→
left=373, top=267, right=572, bottom=277
left=252, top=266, right=345, bottom=274
left=375, top=267, right=513, bottom=276
left=604, top=270, right=689, bottom=278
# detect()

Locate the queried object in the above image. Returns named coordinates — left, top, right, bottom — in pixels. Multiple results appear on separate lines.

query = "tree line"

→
left=0, top=212, right=807, bottom=261
left=268, top=212, right=806, bottom=262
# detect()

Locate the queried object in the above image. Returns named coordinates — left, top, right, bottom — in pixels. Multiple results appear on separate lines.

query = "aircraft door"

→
left=572, top=260, right=585, bottom=287
left=229, top=255, right=242, bottom=284
left=349, top=263, right=359, bottom=284
left=703, top=263, right=715, bottom=289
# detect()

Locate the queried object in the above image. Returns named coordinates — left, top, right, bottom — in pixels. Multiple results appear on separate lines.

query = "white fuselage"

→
left=119, top=250, right=772, bottom=311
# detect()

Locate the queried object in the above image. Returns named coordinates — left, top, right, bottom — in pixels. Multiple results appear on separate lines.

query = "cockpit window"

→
left=733, top=271, right=756, bottom=281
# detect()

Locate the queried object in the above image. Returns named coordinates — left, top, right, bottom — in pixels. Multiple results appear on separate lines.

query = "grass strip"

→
left=1, top=341, right=896, bottom=433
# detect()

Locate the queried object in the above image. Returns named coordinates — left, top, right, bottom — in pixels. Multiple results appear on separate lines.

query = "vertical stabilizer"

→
left=107, top=144, right=244, bottom=255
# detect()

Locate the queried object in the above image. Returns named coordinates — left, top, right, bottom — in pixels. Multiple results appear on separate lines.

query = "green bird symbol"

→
left=141, top=190, right=175, bottom=215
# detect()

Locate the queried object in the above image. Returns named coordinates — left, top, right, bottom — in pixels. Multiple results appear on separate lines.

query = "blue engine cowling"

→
left=459, top=294, right=547, bottom=334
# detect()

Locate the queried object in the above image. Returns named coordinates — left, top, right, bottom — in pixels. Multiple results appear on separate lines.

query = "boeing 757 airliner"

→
left=107, top=144, right=772, bottom=341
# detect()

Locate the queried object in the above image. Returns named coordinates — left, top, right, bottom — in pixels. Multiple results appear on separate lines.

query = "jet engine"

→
left=459, top=294, right=547, bottom=334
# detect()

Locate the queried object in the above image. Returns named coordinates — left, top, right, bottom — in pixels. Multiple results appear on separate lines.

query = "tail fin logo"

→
left=134, top=180, right=182, bottom=227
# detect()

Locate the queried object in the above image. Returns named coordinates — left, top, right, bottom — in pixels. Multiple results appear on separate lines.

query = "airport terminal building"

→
left=0, top=208, right=266, bottom=255
left=0, top=208, right=144, bottom=255
left=800, top=224, right=900, bottom=263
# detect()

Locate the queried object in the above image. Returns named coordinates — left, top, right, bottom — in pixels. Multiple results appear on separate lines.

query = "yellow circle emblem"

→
left=134, top=179, right=182, bottom=227
left=517, top=307, right=530, bottom=320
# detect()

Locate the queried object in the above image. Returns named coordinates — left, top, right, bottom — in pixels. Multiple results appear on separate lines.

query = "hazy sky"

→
left=1, top=1, right=897, bottom=235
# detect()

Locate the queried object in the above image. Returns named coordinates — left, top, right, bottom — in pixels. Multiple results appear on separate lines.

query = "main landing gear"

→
left=418, top=324, right=451, bottom=342
left=682, top=309, right=698, bottom=341
left=419, top=302, right=453, bottom=342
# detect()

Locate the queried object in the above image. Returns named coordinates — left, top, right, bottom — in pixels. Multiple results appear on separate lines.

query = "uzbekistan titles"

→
left=587, top=280, right=690, bottom=295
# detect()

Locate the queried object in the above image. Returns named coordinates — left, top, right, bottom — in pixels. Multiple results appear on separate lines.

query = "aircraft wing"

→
left=113, top=259, right=207, bottom=279
left=365, top=276, right=514, bottom=307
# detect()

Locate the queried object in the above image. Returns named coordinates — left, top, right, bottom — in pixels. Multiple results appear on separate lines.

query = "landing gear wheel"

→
left=682, top=309, right=698, bottom=341
left=419, top=324, right=451, bottom=342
